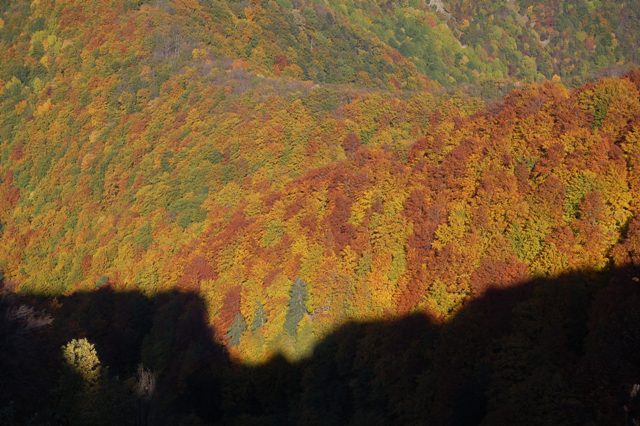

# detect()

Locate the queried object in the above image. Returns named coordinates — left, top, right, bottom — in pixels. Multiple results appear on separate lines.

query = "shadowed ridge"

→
left=1, top=265, right=640, bottom=425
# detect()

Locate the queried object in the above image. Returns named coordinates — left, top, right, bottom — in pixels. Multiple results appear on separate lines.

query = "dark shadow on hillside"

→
left=2, top=264, right=640, bottom=425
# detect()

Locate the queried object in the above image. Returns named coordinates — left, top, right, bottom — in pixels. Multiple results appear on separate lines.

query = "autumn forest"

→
left=1, top=0, right=640, bottom=424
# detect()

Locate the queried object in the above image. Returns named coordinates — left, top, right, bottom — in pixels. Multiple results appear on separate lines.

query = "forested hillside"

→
left=1, top=0, right=640, bottom=424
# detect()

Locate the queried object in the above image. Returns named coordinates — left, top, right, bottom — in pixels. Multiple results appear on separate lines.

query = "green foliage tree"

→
left=227, top=312, right=247, bottom=346
left=251, top=302, right=266, bottom=331
left=284, top=278, right=308, bottom=337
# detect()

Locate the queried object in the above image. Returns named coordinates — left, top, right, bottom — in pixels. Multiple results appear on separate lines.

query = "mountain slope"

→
left=1, top=0, right=640, bottom=361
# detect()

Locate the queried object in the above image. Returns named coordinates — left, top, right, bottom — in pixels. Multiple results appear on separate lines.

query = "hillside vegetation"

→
left=2, top=0, right=640, bottom=359
left=1, top=2, right=640, bottom=422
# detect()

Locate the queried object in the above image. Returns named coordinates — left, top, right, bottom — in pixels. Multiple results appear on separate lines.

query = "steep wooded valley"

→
left=1, top=1, right=640, bottom=424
